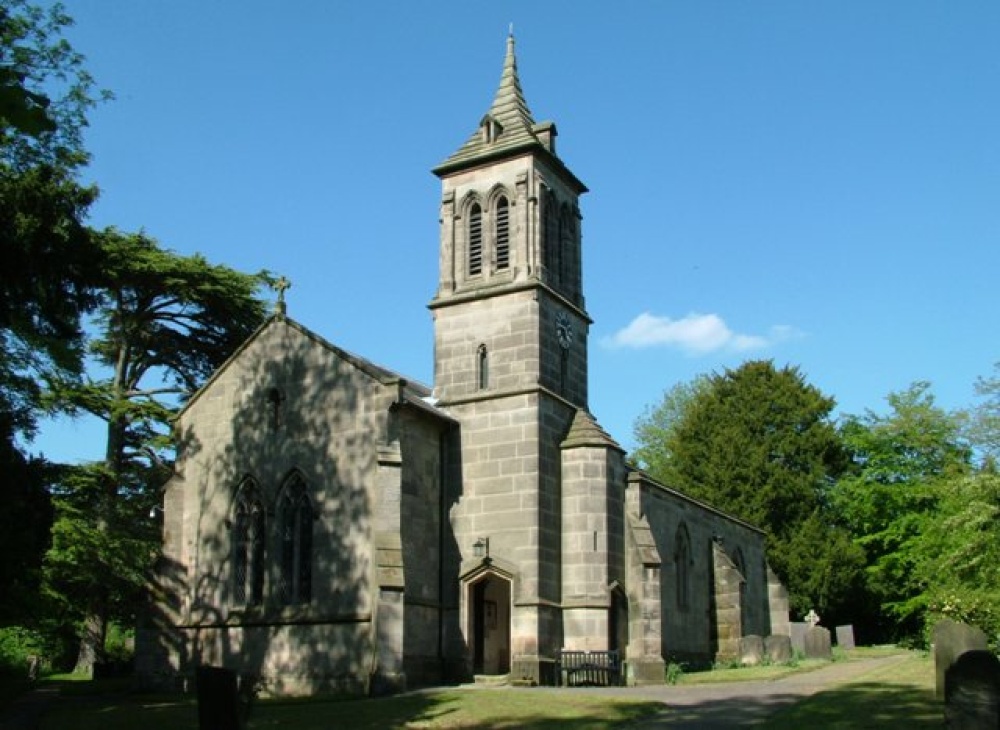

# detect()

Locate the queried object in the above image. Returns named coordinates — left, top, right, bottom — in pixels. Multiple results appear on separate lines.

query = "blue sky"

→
left=34, top=1, right=1000, bottom=462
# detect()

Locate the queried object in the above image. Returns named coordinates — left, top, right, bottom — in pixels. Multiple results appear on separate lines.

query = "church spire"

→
left=434, top=32, right=560, bottom=176
left=486, top=31, right=536, bottom=137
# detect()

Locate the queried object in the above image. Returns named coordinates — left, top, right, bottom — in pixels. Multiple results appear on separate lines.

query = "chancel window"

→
left=277, top=474, right=313, bottom=605
left=495, top=196, right=510, bottom=271
left=468, top=203, right=483, bottom=276
left=675, top=525, right=691, bottom=611
left=232, top=480, right=266, bottom=606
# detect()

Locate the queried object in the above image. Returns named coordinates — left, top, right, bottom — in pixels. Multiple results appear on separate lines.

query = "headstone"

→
left=789, top=621, right=808, bottom=654
left=804, top=609, right=821, bottom=628
left=196, top=665, right=242, bottom=730
left=739, top=635, right=764, bottom=666
left=803, top=626, right=832, bottom=660
left=933, top=618, right=988, bottom=700
left=945, top=650, right=1000, bottom=730
left=835, top=624, right=856, bottom=650
left=764, top=634, right=792, bottom=663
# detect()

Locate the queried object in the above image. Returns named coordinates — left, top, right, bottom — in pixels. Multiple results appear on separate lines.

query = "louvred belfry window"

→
left=495, top=196, right=510, bottom=270
left=468, top=203, right=483, bottom=276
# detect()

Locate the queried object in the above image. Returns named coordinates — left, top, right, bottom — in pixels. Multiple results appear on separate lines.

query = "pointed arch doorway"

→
left=467, top=571, right=511, bottom=675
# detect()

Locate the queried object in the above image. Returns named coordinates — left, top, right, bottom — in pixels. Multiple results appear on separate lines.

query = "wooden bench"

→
left=556, top=649, right=622, bottom=686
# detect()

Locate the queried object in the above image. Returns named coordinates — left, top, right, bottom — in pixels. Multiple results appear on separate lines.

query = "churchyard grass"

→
left=759, top=650, right=938, bottom=729
left=38, top=687, right=661, bottom=729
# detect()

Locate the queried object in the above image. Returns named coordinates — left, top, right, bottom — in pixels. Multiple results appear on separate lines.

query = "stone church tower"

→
left=430, top=35, right=626, bottom=681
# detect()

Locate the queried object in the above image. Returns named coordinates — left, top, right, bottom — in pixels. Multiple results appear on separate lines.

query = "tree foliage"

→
left=0, top=0, right=105, bottom=623
left=45, top=229, right=272, bottom=672
left=917, top=470, right=1000, bottom=638
left=633, top=360, right=862, bottom=622
left=830, top=382, right=971, bottom=639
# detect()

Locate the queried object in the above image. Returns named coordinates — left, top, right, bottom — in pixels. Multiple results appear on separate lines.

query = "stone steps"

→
left=473, top=673, right=510, bottom=687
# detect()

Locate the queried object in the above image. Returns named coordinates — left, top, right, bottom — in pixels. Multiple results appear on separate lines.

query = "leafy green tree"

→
left=918, top=470, right=1000, bottom=638
left=46, top=229, right=272, bottom=674
left=831, top=382, right=971, bottom=640
left=0, top=0, right=106, bottom=622
left=631, top=375, right=708, bottom=476
left=634, top=360, right=861, bottom=622
left=965, top=362, right=1000, bottom=463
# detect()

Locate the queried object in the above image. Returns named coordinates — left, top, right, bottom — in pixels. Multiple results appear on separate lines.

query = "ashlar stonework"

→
left=136, top=34, right=787, bottom=694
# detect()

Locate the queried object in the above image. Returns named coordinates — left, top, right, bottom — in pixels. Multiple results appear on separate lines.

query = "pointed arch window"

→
left=468, top=203, right=483, bottom=276
left=232, top=480, right=266, bottom=606
left=495, top=196, right=510, bottom=271
left=277, top=474, right=313, bottom=606
left=543, top=192, right=558, bottom=284
left=675, top=524, right=691, bottom=611
left=477, top=344, right=489, bottom=390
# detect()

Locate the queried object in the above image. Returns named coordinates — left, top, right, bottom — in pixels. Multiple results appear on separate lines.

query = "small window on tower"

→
left=495, top=196, right=510, bottom=271
left=468, top=203, right=483, bottom=276
left=477, top=345, right=489, bottom=390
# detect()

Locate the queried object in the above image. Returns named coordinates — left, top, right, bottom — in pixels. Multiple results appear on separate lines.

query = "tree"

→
left=633, top=360, right=861, bottom=621
left=831, top=382, right=971, bottom=640
left=631, top=375, right=708, bottom=476
left=965, top=362, right=1000, bottom=463
left=46, top=229, right=272, bottom=674
left=918, top=470, right=1000, bottom=638
left=1, top=0, right=106, bottom=622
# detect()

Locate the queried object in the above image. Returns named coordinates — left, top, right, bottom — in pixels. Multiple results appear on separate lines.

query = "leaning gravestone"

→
left=765, top=634, right=792, bottom=663
left=803, top=626, right=832, bottom=660
left=740, top=635, right=764, bottom=666
left=835, top=624, right=856, bottom=650
left=789, top=622, right=807, bottom=655
left=945, top=649, right=1000, bottom=730
left=933, top=618, right=988, bottom=700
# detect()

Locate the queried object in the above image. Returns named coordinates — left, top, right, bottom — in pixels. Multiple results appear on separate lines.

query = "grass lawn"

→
left=759, top=651, right=940, bottom=730
left=30, top=648, right=939, bottom=729
left=39, top=688, right=661, bottom=729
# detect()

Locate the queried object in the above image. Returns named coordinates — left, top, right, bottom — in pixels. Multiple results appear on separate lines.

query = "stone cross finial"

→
left=805, top=609, right=821, bottom=628
left=272, top=276, right=291, bottom=315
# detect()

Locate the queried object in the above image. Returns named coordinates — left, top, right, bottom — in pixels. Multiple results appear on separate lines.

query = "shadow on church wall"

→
left=138, top=320, right=414, bottom=694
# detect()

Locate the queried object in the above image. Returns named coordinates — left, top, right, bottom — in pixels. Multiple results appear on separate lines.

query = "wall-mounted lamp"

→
left=473, top=536, right=490, bottom=560
left=149, top=504, right=164, bottom=519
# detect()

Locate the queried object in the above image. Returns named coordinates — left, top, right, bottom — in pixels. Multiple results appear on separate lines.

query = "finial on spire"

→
left=508, top=22, right=514, bottom=37
left=272, top=275, right=291, bottom=316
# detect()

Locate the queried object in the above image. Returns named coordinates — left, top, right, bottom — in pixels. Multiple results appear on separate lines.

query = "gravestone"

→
left=196, top=665, right=242, bottom=730
left=765, top=634, right=792, bottom=663
left=803, top=626, right=832, bottom=660
left=740, top=635, right=764, bottom=666
left=789, top=622, right=808, bottom=655
left=945, top=650, right=1000, bottom=729
left=933, top=618, right=988, bottom=700
left=835, top=624, right=856, bottom=650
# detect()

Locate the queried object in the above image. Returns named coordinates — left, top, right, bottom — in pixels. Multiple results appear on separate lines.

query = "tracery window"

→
left=494, top=196, right=510, bottom=271
left=468, top=203, right=483, bottom=276
left=277, top=474, right=313, bottom=605
left=232, top=479, right=266, bottom=606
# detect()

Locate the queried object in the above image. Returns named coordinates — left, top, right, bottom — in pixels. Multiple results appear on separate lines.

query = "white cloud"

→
left=602, top=312, right=801, bottom=355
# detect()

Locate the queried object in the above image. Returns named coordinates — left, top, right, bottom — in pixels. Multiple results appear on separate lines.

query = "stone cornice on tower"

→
left=433, top=34, right=587, bottom=195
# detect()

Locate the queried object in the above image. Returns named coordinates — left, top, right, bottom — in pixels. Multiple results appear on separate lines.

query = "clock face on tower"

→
left=555, top=311, right=574, bottom=349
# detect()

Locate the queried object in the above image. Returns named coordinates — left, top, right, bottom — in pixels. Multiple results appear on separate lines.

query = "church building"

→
left=136, top=35, right=786, bottom=694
